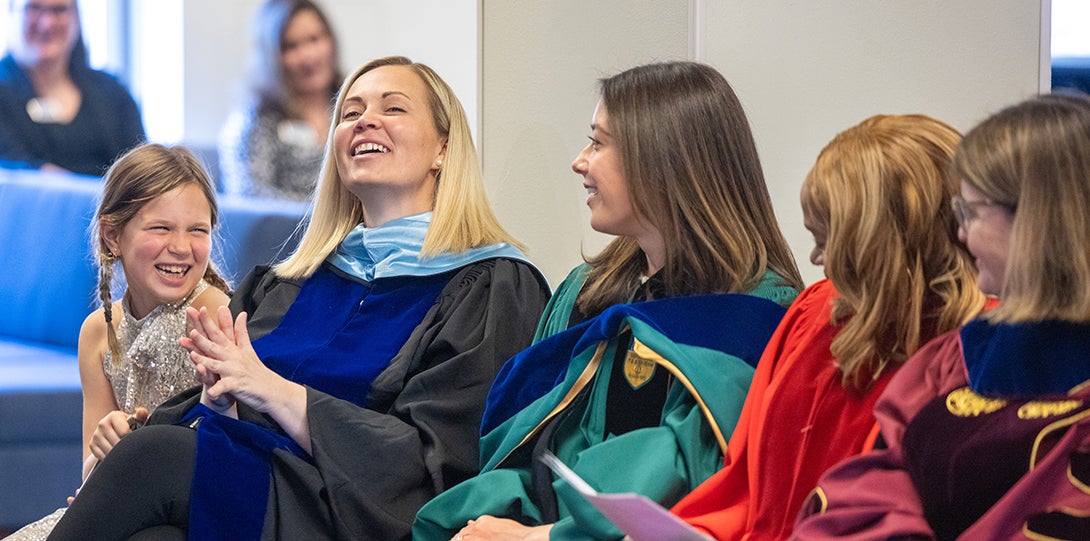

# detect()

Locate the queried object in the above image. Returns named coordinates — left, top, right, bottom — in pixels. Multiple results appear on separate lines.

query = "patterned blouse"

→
left=218, top=104, right=324, bottom=201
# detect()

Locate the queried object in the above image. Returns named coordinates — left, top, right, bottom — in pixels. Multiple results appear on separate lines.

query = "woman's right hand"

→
left=183, top=305, right=311, bottom=452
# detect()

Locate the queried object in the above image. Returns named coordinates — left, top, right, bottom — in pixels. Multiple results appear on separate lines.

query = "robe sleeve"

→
left=791, top=331, right=968, bottom=540
left=298, top=258, right=550, bottom=539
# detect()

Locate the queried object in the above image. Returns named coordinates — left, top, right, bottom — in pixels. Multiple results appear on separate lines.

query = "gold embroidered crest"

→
left=624, top=350, right=657, bottom=389
left=946, top=387, right=1007, bottom=417
left=1017, top=399, right=1083, bottom=419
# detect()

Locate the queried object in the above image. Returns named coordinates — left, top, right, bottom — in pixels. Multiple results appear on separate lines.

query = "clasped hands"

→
left=179, top=306, right=285, bottom=418
left=76, top=306, right=303, bottom=505
left=180, top=306, right=313, bottom=454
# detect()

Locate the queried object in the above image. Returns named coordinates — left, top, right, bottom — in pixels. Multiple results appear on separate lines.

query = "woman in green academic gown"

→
left=413, top=60, right=803, bottom=541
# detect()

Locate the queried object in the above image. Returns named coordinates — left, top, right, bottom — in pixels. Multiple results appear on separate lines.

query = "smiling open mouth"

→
left=156, top=264, right=190, bottom=276
left=353, top=143, right=390, bottom=156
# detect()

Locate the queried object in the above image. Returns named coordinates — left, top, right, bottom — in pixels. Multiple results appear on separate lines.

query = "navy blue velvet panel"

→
left=252, top=267, right=453, bottom=406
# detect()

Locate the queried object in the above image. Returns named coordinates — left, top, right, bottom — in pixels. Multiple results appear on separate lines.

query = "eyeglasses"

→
left=24, top=2, right=74, bottom=18
left=950, top=195, right=1013, bottom=229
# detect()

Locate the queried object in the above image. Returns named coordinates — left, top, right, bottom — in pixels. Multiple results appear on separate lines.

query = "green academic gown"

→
left=414, top=271, right=797, bottom=540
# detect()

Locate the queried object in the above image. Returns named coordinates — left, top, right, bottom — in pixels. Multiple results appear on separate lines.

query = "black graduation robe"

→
left=147, top=257, right=550, bottom=540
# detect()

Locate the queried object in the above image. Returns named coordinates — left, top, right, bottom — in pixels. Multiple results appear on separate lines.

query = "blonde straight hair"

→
left=275, top=56, right=523, bottom=279
left=577, top=61, right=803, bottom=317
left=803, top=115, right=985, bottom=391
left=953, top=93, right=1090, bottom=323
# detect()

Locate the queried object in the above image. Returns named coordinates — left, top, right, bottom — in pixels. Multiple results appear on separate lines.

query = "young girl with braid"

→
left=81, top=143, right=231, bottom=477
left=6, top=144, right=230, bottom=540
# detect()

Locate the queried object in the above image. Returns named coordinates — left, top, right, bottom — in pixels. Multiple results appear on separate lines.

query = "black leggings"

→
left=47, top=425, right=196, bottom=541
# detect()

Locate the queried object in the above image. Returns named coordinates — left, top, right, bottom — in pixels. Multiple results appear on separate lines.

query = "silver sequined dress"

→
left=104, top=280, right=208, bottom=414
left=3, top=281, right=209, bottom=541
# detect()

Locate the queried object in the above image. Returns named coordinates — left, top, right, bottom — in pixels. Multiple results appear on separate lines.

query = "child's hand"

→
left=88, top=407, right=149, bottom=461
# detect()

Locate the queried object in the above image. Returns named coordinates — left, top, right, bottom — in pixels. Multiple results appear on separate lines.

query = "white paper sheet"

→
left=540, top=451, right=714, bottom=541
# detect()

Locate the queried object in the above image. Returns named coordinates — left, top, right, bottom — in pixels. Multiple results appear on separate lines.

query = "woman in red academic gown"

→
left=671, top=114, right=988, bottom=541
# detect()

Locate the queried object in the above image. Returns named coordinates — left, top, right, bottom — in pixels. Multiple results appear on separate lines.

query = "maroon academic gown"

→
left=792, top=320, right=1090, bottom=541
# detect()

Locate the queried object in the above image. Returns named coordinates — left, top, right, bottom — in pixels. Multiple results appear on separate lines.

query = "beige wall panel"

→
left=480, top=0, right=690, bottom=286
left=702, top=0, right=1045, bottom=283
left=482, top=1, right=1045, bottom=288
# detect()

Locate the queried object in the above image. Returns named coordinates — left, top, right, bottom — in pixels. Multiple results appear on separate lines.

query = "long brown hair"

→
left=803, top=114, right=985, bottom=390
left=576, top=61, right=802, bottom=317
left=94, top=144, right=230, bottom=363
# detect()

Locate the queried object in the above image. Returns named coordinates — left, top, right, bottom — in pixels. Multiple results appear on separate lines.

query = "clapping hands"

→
left=180, top=306, right=304, bottom=427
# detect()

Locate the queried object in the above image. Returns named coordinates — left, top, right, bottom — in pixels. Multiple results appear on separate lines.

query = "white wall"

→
left=1053, top=0, right=1090, bottom=57
left=482, top=0, right=1047, bottom=287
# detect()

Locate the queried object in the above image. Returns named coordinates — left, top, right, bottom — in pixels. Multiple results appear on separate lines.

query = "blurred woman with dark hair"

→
left=0, top=0, right=145, bottom=176
left=218, top=0, right=342, bottom=200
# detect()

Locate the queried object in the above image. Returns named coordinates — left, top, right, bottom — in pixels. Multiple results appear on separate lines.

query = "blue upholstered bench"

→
left=0, top=169, right=307, bottom=530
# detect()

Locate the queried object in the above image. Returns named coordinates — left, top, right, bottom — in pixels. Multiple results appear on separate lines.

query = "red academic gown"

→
left=671, top=279, right=894, bottom=540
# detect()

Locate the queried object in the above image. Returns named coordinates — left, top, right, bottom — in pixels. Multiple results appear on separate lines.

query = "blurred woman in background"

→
left=0, top=0, right=144, bottom=176
left=218, top=0, right=341, bottom=200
